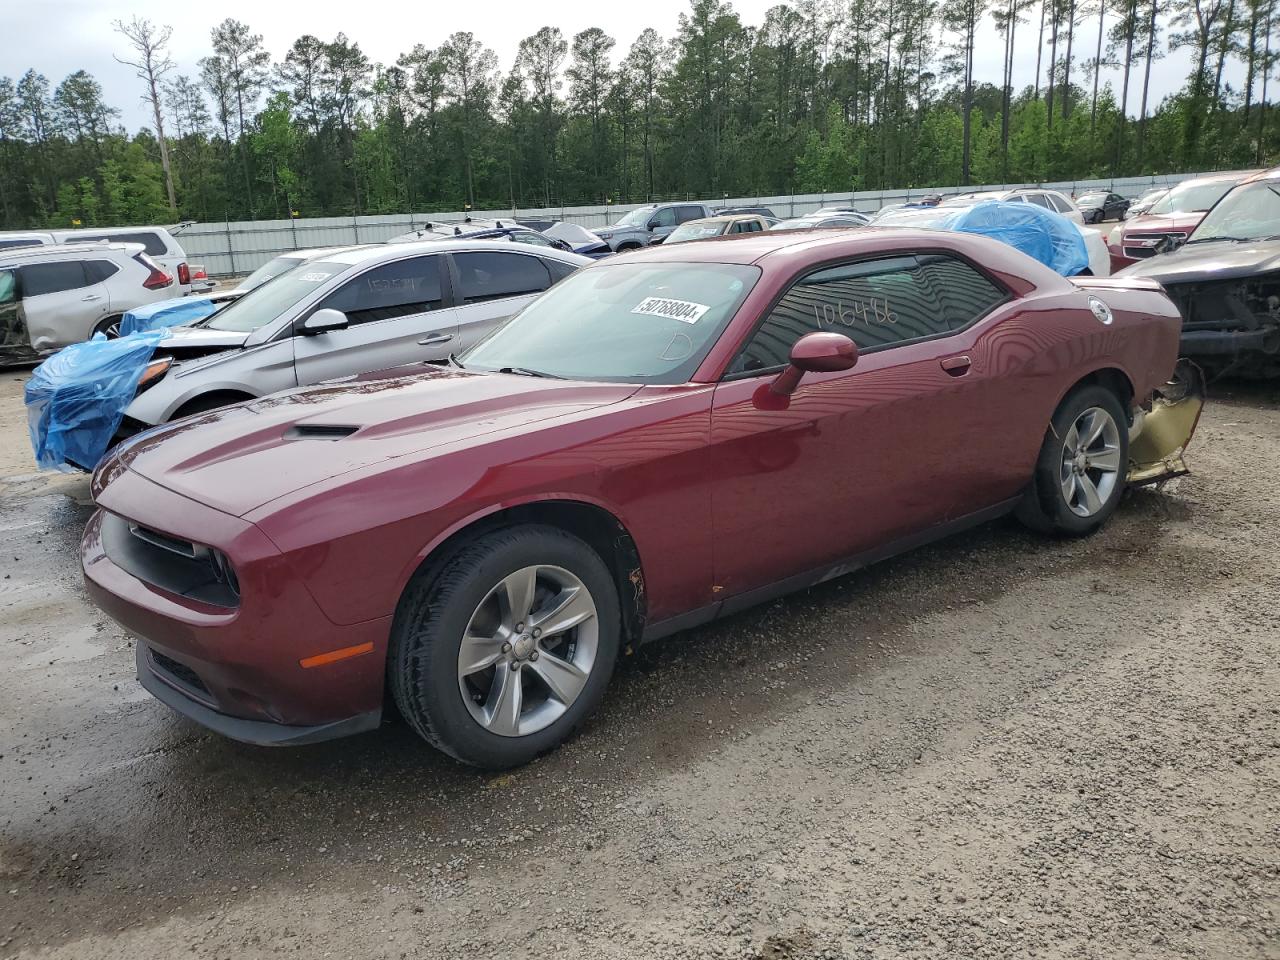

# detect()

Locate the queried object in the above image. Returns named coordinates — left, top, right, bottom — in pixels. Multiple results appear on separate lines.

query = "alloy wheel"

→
left=1059, top=406, right=1123, bottom=518
left=457, top=564, right=599, bottom=738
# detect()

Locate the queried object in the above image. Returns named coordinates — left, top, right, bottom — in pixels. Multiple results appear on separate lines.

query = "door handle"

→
left=940, top=355, right=971, bottom=376
left=418, top=333, right=454, bottom=346
left=81, top=295, right=102, bottom=302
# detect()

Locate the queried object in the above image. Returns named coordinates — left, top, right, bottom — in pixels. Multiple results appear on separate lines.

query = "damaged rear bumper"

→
left=1127, top=359, right=1205, bottom=486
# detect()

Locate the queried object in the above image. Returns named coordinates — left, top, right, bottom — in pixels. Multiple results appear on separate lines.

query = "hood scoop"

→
left=286, top=424, right=359, bottom=441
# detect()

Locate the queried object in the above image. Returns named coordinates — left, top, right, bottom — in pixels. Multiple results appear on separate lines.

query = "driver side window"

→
left=316, top=255, right=443, bottom=326
left=728, top=254, right=1006, bottom=375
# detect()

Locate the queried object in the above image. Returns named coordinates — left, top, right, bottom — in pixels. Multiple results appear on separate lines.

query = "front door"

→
left=19, top=260, right=110, bottom=349
left=709, top=252, right=1014, bottom=599
left=292, top=253, right=459, bottom=385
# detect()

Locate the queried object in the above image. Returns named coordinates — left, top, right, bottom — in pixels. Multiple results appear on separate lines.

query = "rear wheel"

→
left=389, top=525, right=621, bottom=769
left=1016, top=385, right=1129, bottom=536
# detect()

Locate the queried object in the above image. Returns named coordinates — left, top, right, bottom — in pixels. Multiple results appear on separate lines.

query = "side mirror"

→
left=771, top=332, right=858, bottom=395
left=1154, top=236, right=1184, bottom=255
left=301, top=308, right=349, bottom=335
left=646, top=220, right=661, bottom=231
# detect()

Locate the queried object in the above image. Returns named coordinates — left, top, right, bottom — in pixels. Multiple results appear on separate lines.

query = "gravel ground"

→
left=0, top=371, right=1277, bottom=960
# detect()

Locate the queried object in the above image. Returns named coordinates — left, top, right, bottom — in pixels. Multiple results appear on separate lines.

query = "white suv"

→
left=941, top=189, right=1084, bottom=224
left=0, top=242, right=179, bottom=355
left=0, top=226, right=195, bottom=295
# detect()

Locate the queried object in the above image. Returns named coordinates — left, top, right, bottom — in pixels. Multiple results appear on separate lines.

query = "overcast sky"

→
left=7, top=0, right=1243, bottom=132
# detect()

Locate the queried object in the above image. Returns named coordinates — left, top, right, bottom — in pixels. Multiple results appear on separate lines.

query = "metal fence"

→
left=170, top=171, right=1234, bottom=278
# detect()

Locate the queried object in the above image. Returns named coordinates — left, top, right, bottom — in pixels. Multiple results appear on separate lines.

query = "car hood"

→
left=1121, top=212, right=1205, bottom=235
left=1114, top=238, right=1280, bottom=284
left=113, top=369, right=640, bottom=517
left=156, top=325, right=250, bottom=351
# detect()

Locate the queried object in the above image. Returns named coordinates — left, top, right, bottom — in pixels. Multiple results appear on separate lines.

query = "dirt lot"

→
left=0, top=370, right=1277, bottom=960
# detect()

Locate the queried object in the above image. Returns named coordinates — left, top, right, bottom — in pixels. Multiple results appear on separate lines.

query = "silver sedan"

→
left=120, top=239, right=591, bottom=434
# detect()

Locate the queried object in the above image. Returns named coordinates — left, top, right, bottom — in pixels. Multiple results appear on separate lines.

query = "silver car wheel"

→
left=1059, top=406, right=1123, bottom=518
left=457, top=564, right=599, bottom=738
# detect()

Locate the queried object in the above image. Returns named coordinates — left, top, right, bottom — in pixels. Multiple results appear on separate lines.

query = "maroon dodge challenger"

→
left=83, top=229, right=1196, bottom=768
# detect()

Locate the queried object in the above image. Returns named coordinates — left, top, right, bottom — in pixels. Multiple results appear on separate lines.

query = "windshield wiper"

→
left=498, top=366, right=564, bottom=379
left=1185, top=235, right=1250, bottom=244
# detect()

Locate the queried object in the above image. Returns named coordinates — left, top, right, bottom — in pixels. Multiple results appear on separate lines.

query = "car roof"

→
left=317, top=238, right=586, bottom=266
left=0, top=241, right=144, bottom=261
left=1180, top=168, right=1264, bottom=187
left=1235, top=165, right=1280, bottom=185
left=611, top=227, right=964, bottom=266
left=52, top=226, right=174, bottom=239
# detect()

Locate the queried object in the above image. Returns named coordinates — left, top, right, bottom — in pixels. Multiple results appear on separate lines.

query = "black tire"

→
left=93, top=316, right=123, bottom=339
left=389, top=524, right=621, bottom=769
left=615, top=243, right=642, bottom=252
left=1016, top=384, right=1129, bottom=537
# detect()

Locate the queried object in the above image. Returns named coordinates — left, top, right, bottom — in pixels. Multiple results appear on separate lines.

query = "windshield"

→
left=1079, top=194, right=1107, bottom=204
left=463, top=261, right=760, bottom=383
left=614, top=206, right=656, bottom=228
left=666, top=222, right=726, bottom=243
left=1147, top=180, right=1235, bottom=216
left=207, top=260, right=348, bottom=333
left=238, top=254, right=306, bottom=291
left=1188, top=181, right=1280, bottom=243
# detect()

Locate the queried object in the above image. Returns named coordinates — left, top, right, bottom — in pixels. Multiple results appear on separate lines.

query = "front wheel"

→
left=389, top=525, right=621, bottom=769
left=1016, top=385, right=1129, bottom=536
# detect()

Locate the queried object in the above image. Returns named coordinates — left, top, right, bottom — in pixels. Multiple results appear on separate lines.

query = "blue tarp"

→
left=939, top=201, right=1090, bottom=276
left=25, top=328, right=169, bottom=472
left=120, top=296, right=217, bottom=337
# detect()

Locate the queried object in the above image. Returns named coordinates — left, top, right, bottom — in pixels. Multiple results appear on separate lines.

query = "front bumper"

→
left=136, top=642, right=381, bottom=745
left=82, top=467, right=390, bottom=743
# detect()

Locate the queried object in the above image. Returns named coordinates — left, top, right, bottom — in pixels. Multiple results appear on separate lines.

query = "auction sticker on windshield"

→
left=631, top=297, right=709, bottom=324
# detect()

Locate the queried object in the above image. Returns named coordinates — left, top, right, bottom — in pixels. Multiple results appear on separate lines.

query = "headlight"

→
left=1108, top=225, right=1123, bottom=245
left=136, top=356, right=172, bottom=392
left=595, top=230, right=613, bottom=239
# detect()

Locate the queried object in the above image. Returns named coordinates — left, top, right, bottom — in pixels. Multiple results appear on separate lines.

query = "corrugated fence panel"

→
left=170, top=170, right=1245, bottom=277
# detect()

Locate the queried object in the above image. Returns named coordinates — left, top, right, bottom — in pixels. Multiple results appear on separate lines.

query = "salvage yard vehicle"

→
left=771, top=212, right=869, bottom=230
left=1124, top=187, right=1169, bottom=220
left=1116, top=165, right=1280, bottom=377
left=48, top=239, right=590, bottom=466
left=0, top=242, right=177, bottom=357
left=592, top=202, right=716, bottom=251
left=1108, top=170, right=1257, bottom=270
left=0, top=226, right=200, bottom=296
left=871, top=202, right=1112, bottom=277
left=659, top=214, right=772, bottom=243
left=941, top=188, right=1084, bottom=224
left=1076, top=191, right=1131, bottom=224
left=387, top=220, right=575, bottom=252
left=117, top=247, right=350, bottom=338
left=81, top=228, right=1202, bottom=767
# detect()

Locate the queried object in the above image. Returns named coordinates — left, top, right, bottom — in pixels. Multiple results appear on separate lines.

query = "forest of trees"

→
left=0, top=0, right=1276, bottom=229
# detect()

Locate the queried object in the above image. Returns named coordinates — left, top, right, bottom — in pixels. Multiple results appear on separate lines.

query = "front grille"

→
left=1124, top=232, right=1187, bottom=259
left=149, top=648, right=211, bottom=698
left=101, top=512, right=240, bottom=608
